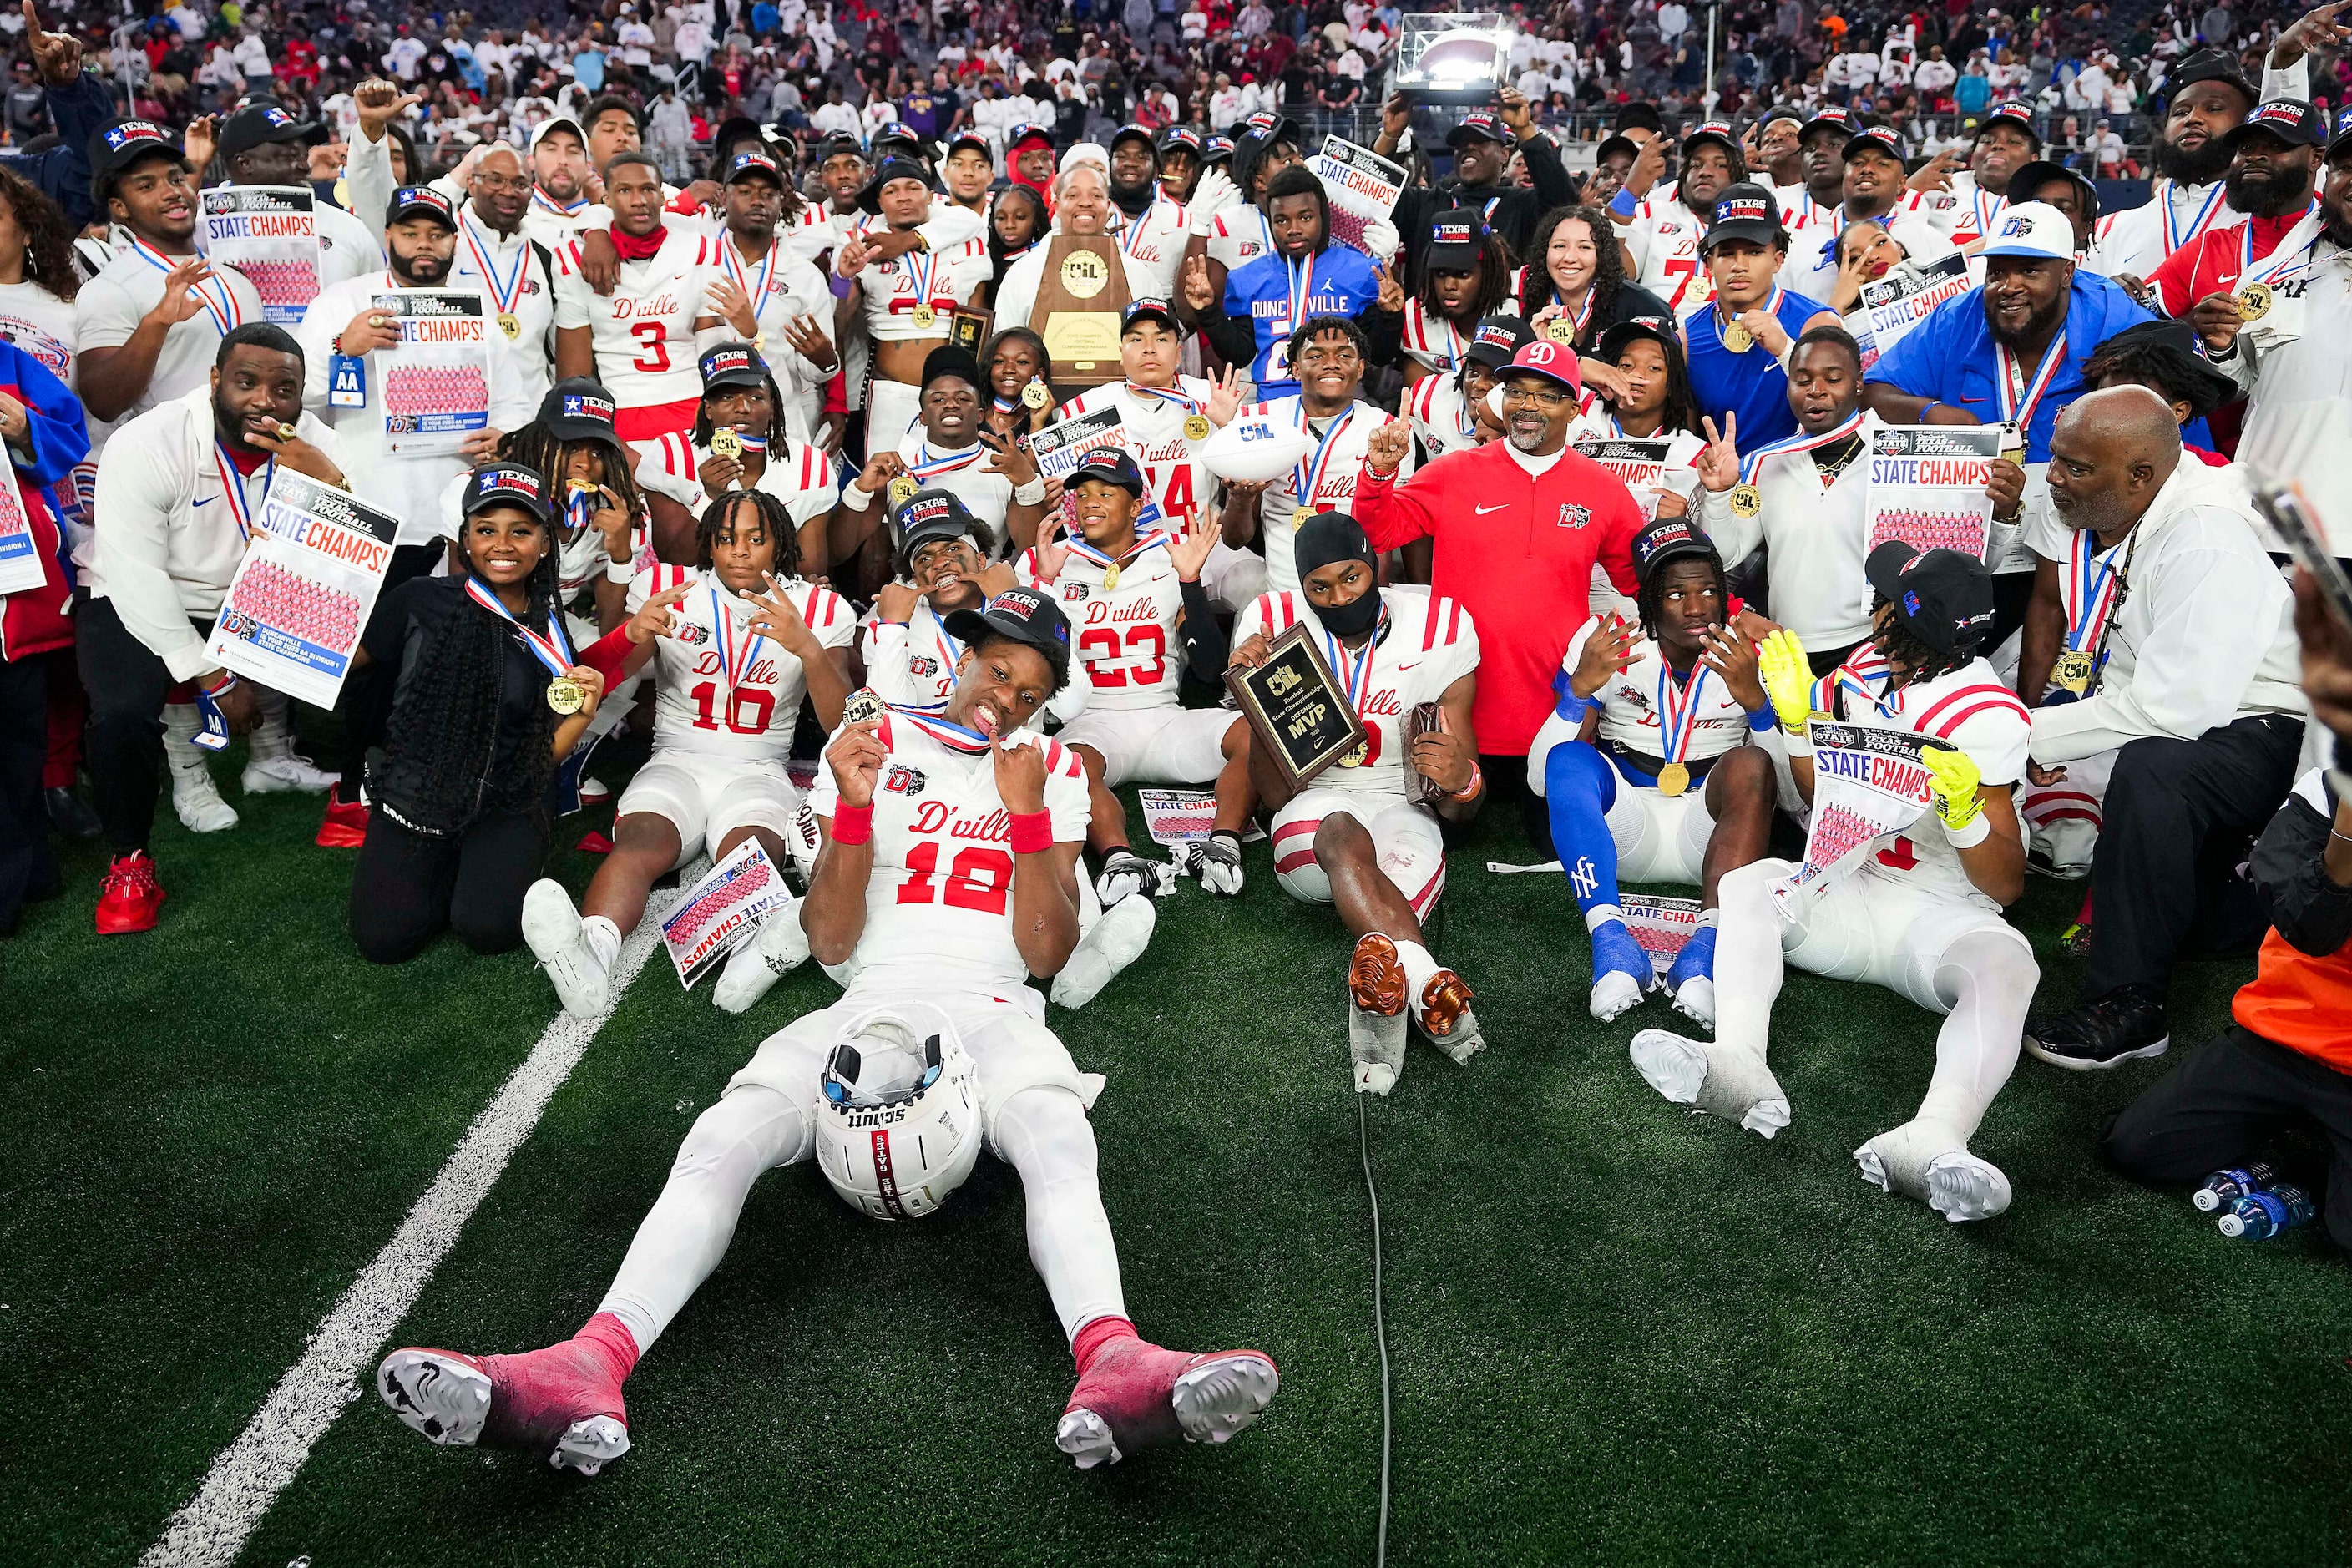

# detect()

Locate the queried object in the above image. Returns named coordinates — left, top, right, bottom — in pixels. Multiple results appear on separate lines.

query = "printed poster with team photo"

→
left=661, top=838, right=796, bottom=989
left=1774, top=721, right=1935, bottom=907
left=203, top=470, right=400, bottom=709
left=0, top=454, right=46, bottom=596
left=1571, top=435, right=1680, bottom=520
left=375, top=290, right=493, bottom=458
left=1309, top=136, right=1408, bottom=257
left=1028, top=407, right=1165, bottom=530
left=198, top=185, right=320, bottom=325
left=1844, top=252, right=1970, bottom=372
left=1864, top=424, right=2000, bottom=559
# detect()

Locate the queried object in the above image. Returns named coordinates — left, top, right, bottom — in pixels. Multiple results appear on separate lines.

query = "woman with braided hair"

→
left=524, top=487, right=858, bottom=1019
left=348, top=463, right=607, bottom=964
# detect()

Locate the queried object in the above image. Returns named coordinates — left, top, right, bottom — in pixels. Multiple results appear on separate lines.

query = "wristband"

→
left=1918, top=401, right=1942, bottom=421
left=203, top=670, right=240, bottom=695
left=1449, top=760, right=1484, bottom=803
left=604, top=557, right=633, bottom=584
left=840, top=480, right=875, bottom=510
left=1555, top=690, right=1596, bottom=721
left=1779, top=724, right=1813, bottom=758
left=1747, top=707, right=1778, bottom=732
left=829, top=802, right=873, bottom=844
left=1009, top=809, right=1054, bottom=854
left=1610, top=185, right=1640, bottom=217
left=1944, top=811, right=1991, bottom=849
left=1011, top=476, right=1048, bottom=507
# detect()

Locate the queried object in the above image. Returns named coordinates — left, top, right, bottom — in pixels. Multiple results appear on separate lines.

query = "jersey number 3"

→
left=896, top=840, right=1014, bottom=913
left=630, top=320, right=670, bottom=372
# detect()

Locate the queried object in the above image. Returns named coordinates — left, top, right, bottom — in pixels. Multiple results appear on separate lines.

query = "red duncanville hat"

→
left=1504, top=339, right=1582, bottom=394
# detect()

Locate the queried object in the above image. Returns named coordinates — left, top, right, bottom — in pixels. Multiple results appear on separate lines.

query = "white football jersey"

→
left=553, top=228, right=717, bottom=407
left=1056, top=378, right=1220, bottom=524
left=1812, top=650, right=2033, bottom=909
left=862, top=597, right=965, bottom=711
left=1624, top=195, right=1715, bottom=316
left=1236, top=585, right=1481, bottom=806
left=1207, top=204, right=1272, bottom=274
left=1406, top=372, right=1483, bottom=458
left=853, top=234, right=991, bottom=342
left=893, top=432, right=1014, bottom=554
left=1238, top=395, right=1411, bottom=592
left=1399, top=299, right=1473, bottom=373
left=1019, top=535, right=1185, bottom=713
left=634, top=431, right=841, bottom=526
left=1563, top=613, right=1759, bottom=766
left=810, top=708, right=1091, bottom=997
left=1109, top=197, right=1191, bottom=299
left=708, top=232, right=838, bottom=432
left=626, top=564, right=857, bottom=760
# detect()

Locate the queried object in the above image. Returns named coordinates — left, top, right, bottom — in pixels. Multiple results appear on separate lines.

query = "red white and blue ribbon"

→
left=1291, top=404, right=1358, bottom=513
left=2160, top=178, right=2228, bottom=255
left=1967, top=185, right=2006, bottom=240
left=133, top=236, right=244, bottom=336
left=1552, top=285, right=1597, bottom=341
left=1736, top=407, right=1866, bottom=486
left=458, top=212, right=528, bottom=318
left=1284, top=249, right=1318, bottom=329
left=2063, top=529, right=2125, bottom=664
left=1995, top=329, right=2069, bottom=443
left=1063, top=525, right=1171, bottom=577
left=1322, top=613, right=1383, bottom=716
left=1657, top=660, right=1711, bottom=766
left=213, top=443, right=274, bottom=542
left=711, top=583, right=766, bottom=690
left=1117, top=205, right=1154, bottom=259
left=1717, top=285, right=1783, bottom=345
left=1407, top=300, right=1467, bottom=368
left=720, top=233, right=781, bottom=312
left=530, top=187, right=586, bottom=219
left=2238, top=199, right=2327, bottom=294
left=907, top=440, right=984, bottom=483
left=901, top=243, right=940, bottom=316
left=1124, top=380, right=1204, bottom=421
left=893, top=702, right=991, bottom=753
left=463, top=575, right=576, bottom=674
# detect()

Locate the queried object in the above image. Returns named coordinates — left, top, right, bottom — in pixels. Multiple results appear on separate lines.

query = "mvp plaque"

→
left=1223, top=624, right=1369, bottom=788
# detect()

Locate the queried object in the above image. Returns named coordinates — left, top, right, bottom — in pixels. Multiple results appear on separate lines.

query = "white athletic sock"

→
left=1710, top=860, right=1788, bottom=1065
left=993, top=1086, right=1127, bottom=1339
left=1917, top=928, right=2036, bottom=1142
left=1393, top=938, right=1440, bottom=1019
left=580, top=914, right=623, bottom=969
left=249, top=685, right=294, bottom=760
left=1697, top=908, right=1720, bottom=928
left=1582, top=903, right=1625, bottom=933
left=162, top=703, right=206, bottom=763
left=595, top=1085, right=811, bottom=1353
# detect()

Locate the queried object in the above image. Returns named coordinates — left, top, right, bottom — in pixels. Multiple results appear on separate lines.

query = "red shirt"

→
left=1351, top=442, right=1643, bottom=755
left=2148, top=206, right=2314, bottom=316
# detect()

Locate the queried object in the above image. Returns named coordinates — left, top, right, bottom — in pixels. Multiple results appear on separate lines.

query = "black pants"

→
left=2105, top=1024, right=2352, bottom=1250
left=348, top=807, right=548, bottom=964
left=2086, top=713, right=2304, bottom=998
left=1986, top=569, right=2036, bottom=659
left=336, top=542, right=444, bottom=781
left=0, top=653, right=52, bottom=931
left=1477, top=752, right=1551, bottom=857
left=75, top=594, right=212, bottom=857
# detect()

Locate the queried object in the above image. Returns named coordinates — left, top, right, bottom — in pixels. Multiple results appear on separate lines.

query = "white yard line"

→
left=141, top=873, right=700, bottom=1568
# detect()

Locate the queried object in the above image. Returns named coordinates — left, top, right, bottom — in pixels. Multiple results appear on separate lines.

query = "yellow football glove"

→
left=1923, top=744, right=1985, bottom=833
left=1756, top=628, right=1814, bottom=736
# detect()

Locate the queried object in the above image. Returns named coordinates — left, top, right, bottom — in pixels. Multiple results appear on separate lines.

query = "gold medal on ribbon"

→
left=843, top=686, right=888, bottom=725
left=1728, top=483, right=1762, bottom=518
left=1656, top=761, right=1690, bottom=797
left=1102, top=563, right=1120, bottom=592
left=1292, top=505, right=1313, bottom=529
left=710, top=427, right=743, bottom=460
left=498, top=311, right=521, bottom=340
left=545, top=676, right=586, bottom=715
left=1338, top=739, right=1368, bottom=768
left=2051, top=649, right=2097, bottom=695
left=888, top=474, right=918, bottom=508
left=913, top=303, right=937, bottom=329
left=2235, top=281, right=2273, bottom=321
left=1721, top=320, right=1753, bottom=353
left=1021, top=377, right=1051, bottom=409
left=1184, top=413, right=1211, bottom=441
left=1545, top=316, right=1576, bottom=344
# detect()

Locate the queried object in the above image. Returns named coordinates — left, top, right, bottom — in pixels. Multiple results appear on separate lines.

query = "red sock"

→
left=574, top=1311, right=643, bottom=1385
left=1071, top=1315, right=1138, bottom=1375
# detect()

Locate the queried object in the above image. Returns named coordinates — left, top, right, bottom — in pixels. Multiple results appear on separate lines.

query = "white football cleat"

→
left=377, top=1341, right=631, bottom=1476
left=1855, top=1120, right=2013, bottom=1221
left=1052, top=892, right=1156, bottom=1009
left=1056, top=1337, right=1279, bottom=1469
left=1193, top=833, right=1245, bottom=897
left=1628, top=1029, right=1791, bottom=1137
left=169, top=761, right=240, bottom=833
left=711, top=898, right=812, bottom=1014
left=522, top=879, right=609, bottom=1017
left=240, top=751, right=339, bottom=794
left=1589, top=968, right=1647, bottom=1023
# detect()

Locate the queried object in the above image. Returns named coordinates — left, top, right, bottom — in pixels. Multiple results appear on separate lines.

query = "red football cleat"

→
left=94, top=852, right=164, bottom=934
left=315, top=785, right=369, bottom=848
left=1056, top=1335, right=1279, bottom=1469
left=377, top=1324, right=635, bottom=1476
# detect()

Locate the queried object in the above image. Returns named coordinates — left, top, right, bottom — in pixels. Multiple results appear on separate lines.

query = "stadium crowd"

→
left=2, top=0, right=2351, bottom=1479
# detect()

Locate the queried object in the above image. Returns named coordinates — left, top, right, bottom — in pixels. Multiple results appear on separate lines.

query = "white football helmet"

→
left=812, top=1005, right=984, bottom=1221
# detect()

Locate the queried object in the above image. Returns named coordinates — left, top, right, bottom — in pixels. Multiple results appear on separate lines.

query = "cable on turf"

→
left=1358, top=1093, right=1392, bottom=1568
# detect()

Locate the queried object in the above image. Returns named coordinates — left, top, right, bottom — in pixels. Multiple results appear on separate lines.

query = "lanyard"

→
left=131, top=236, right=242, bottom=336
left=720, top=232, right=780, bottom=311
left=2161, top=178, right=2228, bottom=254
left=1117, top=203, right=1153, bottom=259
left=901, top=242, right=939, bottom=309
left=1969, top=185, right=2005, bottom=239
left=2062, top=527, right=2131, bottom=659
left=1552, top=285, right=1596, bottom=340
left=1322, top=614, right=1383, bottom=716
left=908, top=440, right=984, bottom=483
left=1411, top=300, right=1466, bottom=367
left=1717, top=285, right=1782, bottom=340
left=710, top=583, right=767, bottom=690
left=531, top=187, right=585, bottom=217
left=2239, top=200, right=2326, bottom=292
left=463, top=576, right=576, bottom=675
left=1291, top=405, right=1357, bottom=510
left=1284, top=250, right=1317, bottom=326
left=212, top=443, right=275, bottom=542
left=1736, top=407, right=1866, bottom=485
left=1995, top=329, right=2068, bottom=438
left=458, top=214, right=527, bottom=316
left=1125, top=380, right=1202, bottom=417
left=896, top=703, right=992, bottom=753
left=1064, top=527, right=1170, bottom=576
left=1656, top=659, right=1711, bottom=763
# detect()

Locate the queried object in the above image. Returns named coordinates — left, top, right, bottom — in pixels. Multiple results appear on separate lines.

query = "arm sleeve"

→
left=346, top=127, right=398, bottom=246
left=1518, top=134, right=1578, bottom=213
left=2249, top=781, right=2352, bottom=958
left=10, top=73, right=108, bottom=230
left=2259, top=56, right=2311, bottom=104
left=1203, top=274, right=1259, bottom=367
left=91, top=436, right=215, bottom=680
left=1177, top=574, right=1227, bottom=681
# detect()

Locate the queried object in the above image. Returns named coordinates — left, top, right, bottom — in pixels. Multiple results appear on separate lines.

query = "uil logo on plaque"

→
left=1060, top=250, right=1110, bottom=298
left=1032, top=233, right=1131, bottom=387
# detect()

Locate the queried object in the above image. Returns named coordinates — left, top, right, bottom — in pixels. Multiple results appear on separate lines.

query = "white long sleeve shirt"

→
left=1693, top=412, right=1884, bottom=650
left=2026, top=458, right=2306, bottom=766
left=87, top=385, right=347, bottom=679
left=2218, top=236, right=2352, bottom=554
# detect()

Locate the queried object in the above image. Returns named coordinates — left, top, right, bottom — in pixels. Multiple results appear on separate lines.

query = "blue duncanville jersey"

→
left=1222, top=240, right=1383, bottom=398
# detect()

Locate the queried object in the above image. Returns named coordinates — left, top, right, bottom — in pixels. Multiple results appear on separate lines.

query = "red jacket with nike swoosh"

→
left=1351, top=441, right=1643, bottom=755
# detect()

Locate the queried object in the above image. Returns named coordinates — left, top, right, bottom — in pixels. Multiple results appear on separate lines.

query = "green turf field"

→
left=8, top=740, right=2350, bottom=1568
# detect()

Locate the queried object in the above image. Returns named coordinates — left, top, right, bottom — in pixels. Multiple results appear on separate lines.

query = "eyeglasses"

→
left=1500, top=385, right=1571, bottom=409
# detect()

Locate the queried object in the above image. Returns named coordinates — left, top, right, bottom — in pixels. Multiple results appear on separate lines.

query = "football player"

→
left=1231, top=513, right=1487, bottom=1094
left=1626, top=543, right=2040, bottom=1222
left=1019, top=449, right=1247, bottom=900
left=632, top=342, right=841, bottom=570
left=377, top=589, right=1279, bottom=1474
left=1527, top=518, right=1778, bottom=1027
left=550, top=155, right=725, bottom=442
left=1405, top=315, right=1527, bottom=460
left=834, top=157, right=994, bottom=456
left=521, top=489, right=857, bottom=1017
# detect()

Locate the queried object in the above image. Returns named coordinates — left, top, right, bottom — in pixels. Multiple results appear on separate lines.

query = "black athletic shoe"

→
left=2024, top=986, right=2171, bottom=1071
left=44, top=786, right=100, bottom=842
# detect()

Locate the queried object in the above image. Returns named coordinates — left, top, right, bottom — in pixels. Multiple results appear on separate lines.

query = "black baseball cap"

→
left=218, top=102, right=326, bottom=162
left=1159, top=125, right=1204, bottom=157
left=943, top=586, right=1072, bottom=684
left=1841, top=123, right=1908, bottom=166
left=386, top=185, right=456, bottom=227
left=1069, top=447, right=1146, bottom=496
left=817, top=132, right=867, bottom=164
left=2009, top=159, right=2099, bottom=220
left=541, top=378, right=620, bottom=443
left=1615, top=103, right=1666, bottom=136
left=2167, top=48, right=2259, bottom=111
left=1238, top=109, right=1301, bottom=149
left=1201, top=133, right=1237, bottom=164
left=463, top=462, right=551, bottom=524
left=1464, top=314, right=1535, bottom=368
left=91, top=117, right=183, bottom=177
left=1631, top=515, right=1720, bottom=583
left=699, top=341, right=768, bottom=391
left=1427, top=207, right=1489, bottom=270
left=1596, top=313, right=1681, bottom=363
left=945, top=130, right=992, bottom=161
left=1007, top=126, right=1057, bottom=156
left=1122, top=296, right=1181, bottom=333
left=1595, top=132, right=1645, bottom=164
left=1109, top=123, right=1156, bottom=154
left=873, top=121, right=927, bottom=155
left=1866, top=540, right=1995, bottom=655
left=2329, top=104, right=2352, bottom=163
left=1702, top=182, right=1783, bottom=251
left=1977, top=100, right=2042, bottom=149
left=1757, top=106, right=1806, bottom=135
left=2227, top=98, right=2326, bottom=149
left=857, top=154, right=935, bottom=212
left=2086, top=318, right=2240, bottom=418
left=1798, top=104, right=1854, bottom=145
left=723, top=148, right=786, bottom=185
left=1681, top=118, right=1739, bottom=159
left=893, top=488, right=984, bottom=570
left=1449, top=110, right=1509, bottom=149
left=919, top=345, right=983, bottom=392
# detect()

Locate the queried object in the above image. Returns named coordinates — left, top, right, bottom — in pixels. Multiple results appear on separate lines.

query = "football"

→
left=1198, top=414, right=1317, bottom=483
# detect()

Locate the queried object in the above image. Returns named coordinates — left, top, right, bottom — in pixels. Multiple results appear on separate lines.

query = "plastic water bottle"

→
left=2193, top=1161, right=2278, bottom=1212
left=2218, top=1186, right=2316, bottom=1240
